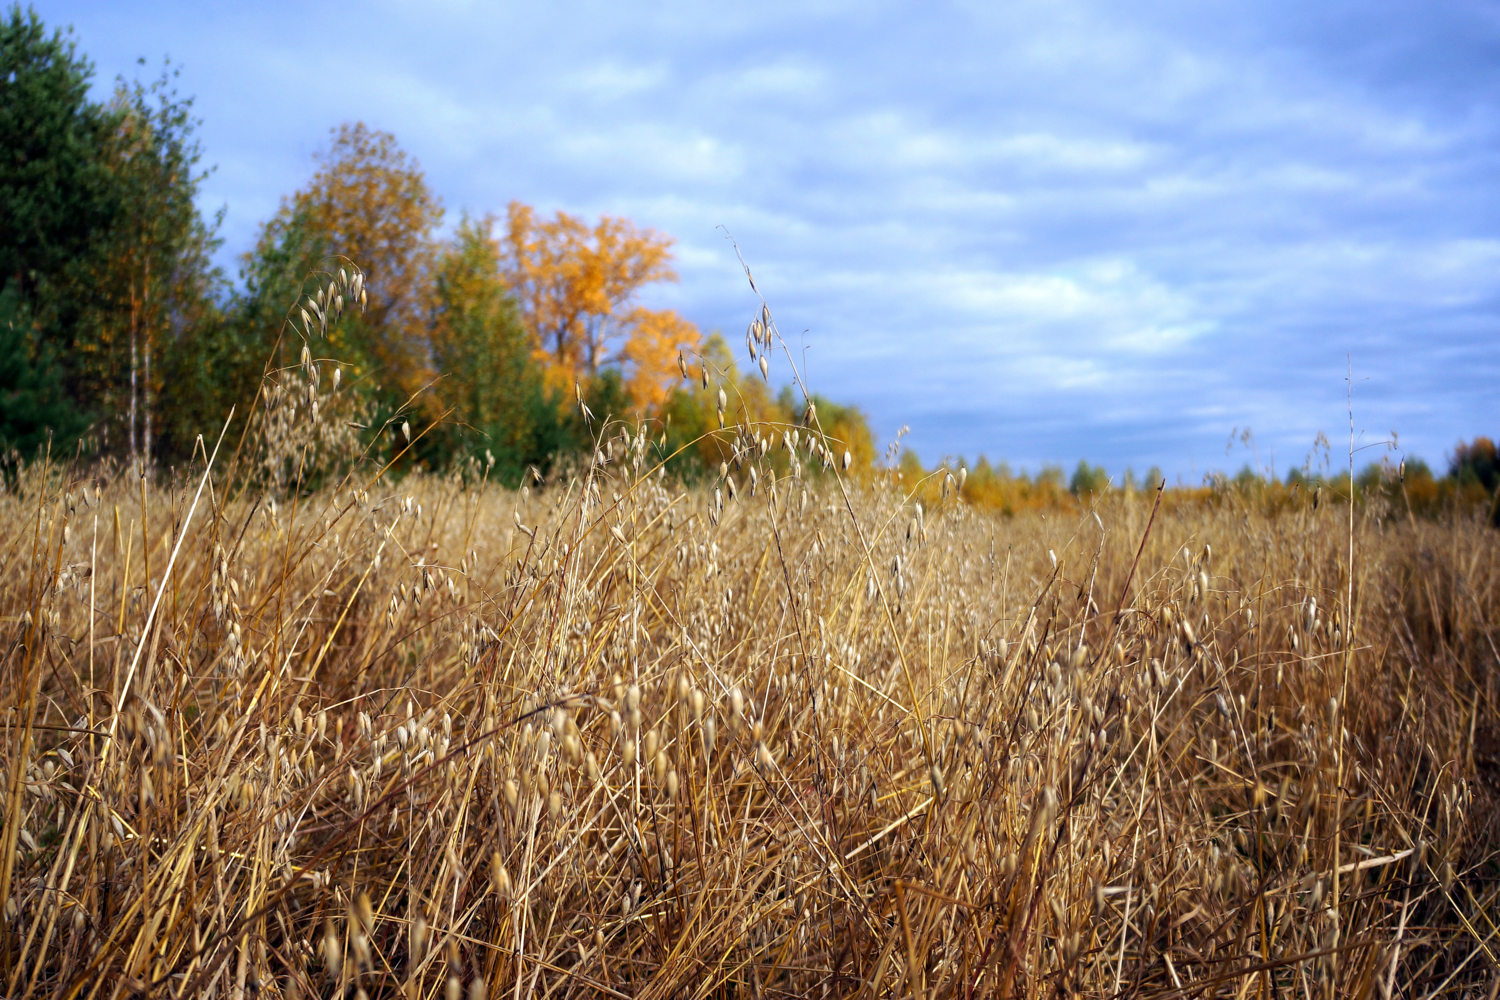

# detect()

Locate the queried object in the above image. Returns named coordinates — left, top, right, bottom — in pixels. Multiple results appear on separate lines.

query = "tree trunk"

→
left=142, top=257, right=152, bottom=470
left=143, top=334, right=152, bottom=468
left=128, top=273, right=138, bottom=466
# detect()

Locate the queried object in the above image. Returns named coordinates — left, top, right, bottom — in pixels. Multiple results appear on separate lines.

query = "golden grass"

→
left=3, top=438, right=1499, bottom=999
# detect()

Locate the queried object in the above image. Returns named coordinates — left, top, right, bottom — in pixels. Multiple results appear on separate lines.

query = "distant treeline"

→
left=0, top=7, right=874, bottom=485
left=894, top=437, right=1500, bottom=521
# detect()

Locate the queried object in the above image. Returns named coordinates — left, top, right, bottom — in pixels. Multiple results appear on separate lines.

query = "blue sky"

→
left=44, top=0, right=1500, bottom=480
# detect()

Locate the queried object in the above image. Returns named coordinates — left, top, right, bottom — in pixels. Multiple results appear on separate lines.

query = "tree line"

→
left=0, top=8, right=874, bottom=486
left=4, top=7, right=1492, bottom=515
left=889, top=442, right=1500, bottom=523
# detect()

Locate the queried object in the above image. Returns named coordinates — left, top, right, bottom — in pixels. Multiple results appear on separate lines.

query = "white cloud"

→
left=727, top=61, right=828, bottom=101
left=568, top=62, right=671, bottom=100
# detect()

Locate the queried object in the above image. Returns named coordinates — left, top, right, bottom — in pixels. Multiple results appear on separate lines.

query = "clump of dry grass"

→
left=4, top=273, right=1500, bottom=999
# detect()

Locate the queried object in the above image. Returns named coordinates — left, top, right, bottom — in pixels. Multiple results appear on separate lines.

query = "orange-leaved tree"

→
left=497, top=200, right=699, bottom=410
left=248, top=122, right=442, bottom=416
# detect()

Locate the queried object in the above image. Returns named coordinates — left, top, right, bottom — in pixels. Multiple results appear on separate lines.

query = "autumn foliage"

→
left=498, top=201, right=698, bottom=410
left=232, top=125, right=729, bottom=475
left=250, top=123, right=442, bottom=415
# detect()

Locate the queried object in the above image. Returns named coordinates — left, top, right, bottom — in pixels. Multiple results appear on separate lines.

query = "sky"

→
left=42, top=0, right=1500, bottom=481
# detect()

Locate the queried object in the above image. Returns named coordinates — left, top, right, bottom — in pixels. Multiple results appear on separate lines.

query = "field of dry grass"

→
left=3, top=423, right=1500, bottom=998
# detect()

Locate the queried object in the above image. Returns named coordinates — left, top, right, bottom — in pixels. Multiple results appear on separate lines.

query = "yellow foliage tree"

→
left=617, top=306, right=700, bottom=410
left=253, top=122, right=442, bottom=411
left=497, top=200, right=699, bottom=409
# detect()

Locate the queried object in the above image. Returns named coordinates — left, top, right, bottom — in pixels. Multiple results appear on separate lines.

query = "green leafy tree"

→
left=427, top=216, right=565, bottom=482
left=1, top=9, right=223, bottom=462
left=84, top=65, right=224, bottom=465
left=1450, top=438, right=1499, bottom=492
left=0, top=7, right=115, bottom=292
left=0, top=6, right=112, bottom=451
left=185, top=204, right=324, bottom=461
left=1069, top=459, right=1109, bottom=499
left=1450, top=437, right=1500, bottom=525
left=0, top=280, right=85, bottom=457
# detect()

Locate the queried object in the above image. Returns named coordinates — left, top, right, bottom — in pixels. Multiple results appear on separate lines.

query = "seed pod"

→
left=354, top=892, right=375, bottom=934
left=412, top=914, right=429, bottom=959
left=323, top=918, right=342, bottom=978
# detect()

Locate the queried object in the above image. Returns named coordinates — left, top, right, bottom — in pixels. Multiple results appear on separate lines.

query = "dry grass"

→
left=4, top=442, right=1500, bottom=999
left=4, top=265, right=1500, bottom=998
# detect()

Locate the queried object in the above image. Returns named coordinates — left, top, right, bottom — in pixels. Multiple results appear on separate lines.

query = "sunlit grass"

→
left=2, top=439, right=1497, bottom=998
